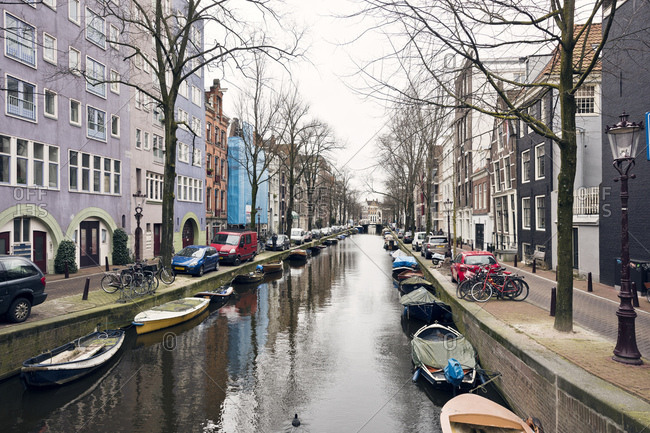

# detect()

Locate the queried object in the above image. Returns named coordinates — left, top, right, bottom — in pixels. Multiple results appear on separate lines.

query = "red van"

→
left=210, top=230, right=258, bottom=265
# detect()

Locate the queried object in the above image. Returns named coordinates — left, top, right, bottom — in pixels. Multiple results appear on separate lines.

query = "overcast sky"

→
left=205, top=0, right=389, bottom=199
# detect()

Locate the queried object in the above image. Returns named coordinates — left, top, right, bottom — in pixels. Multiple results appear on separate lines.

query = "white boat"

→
left=133, top=297, right=210, bottom=334
left=440, top=393, right=543, bottom=433
left=21, top=329, right=125, bottom=387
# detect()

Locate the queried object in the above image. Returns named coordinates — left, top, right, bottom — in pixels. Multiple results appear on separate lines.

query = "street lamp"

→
left=443, top=199, right=452, bottom=252
left=606, top=112, right=643, bottom=365
left=256, top=206, right=262, bottom=237
left=133, top=192, right=145, bottom=262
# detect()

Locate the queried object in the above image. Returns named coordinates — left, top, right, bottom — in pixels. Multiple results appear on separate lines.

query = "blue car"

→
left=171, top=245, right=219, bottom=277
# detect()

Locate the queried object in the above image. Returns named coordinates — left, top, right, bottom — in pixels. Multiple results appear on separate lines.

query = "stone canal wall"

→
left=425, top=266, right=650, bottom=433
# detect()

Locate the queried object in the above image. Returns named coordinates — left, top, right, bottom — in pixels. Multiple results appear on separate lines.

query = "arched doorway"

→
left=182, top=220, right=194, bottom=247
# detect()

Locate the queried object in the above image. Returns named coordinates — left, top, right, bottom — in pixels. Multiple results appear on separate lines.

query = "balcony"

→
left=573, top=187, right=599, bottom=215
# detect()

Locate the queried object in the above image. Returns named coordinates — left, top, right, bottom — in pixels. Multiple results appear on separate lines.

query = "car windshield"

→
left=212, top=234, right=240, bottom=245
left=177, top=247, right=204, bottom=258
left=291, top=229, right=302, bottom=236
left=465, top=255, right=497, bottom=266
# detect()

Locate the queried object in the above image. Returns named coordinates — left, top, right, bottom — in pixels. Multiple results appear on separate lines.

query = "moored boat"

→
left=232, top=271, right=264, bottom=284
left=133, top=297, right=210, bottom=334
left=411, top=324, right=477, bottom=388
left=21, top=329, right=125, bottom=387
left=440, top=393, right=543, bottom=433
left=287, top=249, right=308, bottom=262
left=398, top=276, right=434, bottom=295
left=396, top=269, right=424, bottom=281
left=194, top=285, right=234, bottom=302
left=400, top=287, right=452, bottom=324
left=261, top=262, right=283, bottom=274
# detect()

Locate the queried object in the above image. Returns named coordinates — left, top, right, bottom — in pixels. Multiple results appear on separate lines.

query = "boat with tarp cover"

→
left=399, top=276, right=434, bottom=296
left=411, top=324, right=477, bottom=388
left=133, top=297, right=209, bottom=334
left=400, top=287, right=452, bottom=324
left=21, top=329, right=125, bottom=387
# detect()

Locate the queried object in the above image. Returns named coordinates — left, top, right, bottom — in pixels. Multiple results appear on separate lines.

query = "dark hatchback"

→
left=0, top=256, right=47, bottom=323
left=266, top=234, right=290, bottom=251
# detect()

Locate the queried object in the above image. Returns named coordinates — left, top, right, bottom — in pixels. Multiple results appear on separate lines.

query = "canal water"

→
left=1, top=234, right=496, bottom=433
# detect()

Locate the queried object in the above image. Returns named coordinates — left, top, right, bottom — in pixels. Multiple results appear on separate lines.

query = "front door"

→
left=33, top=230, right=47, bottom=273
left=182, top=220, right=194, bottom=247
left=153, top=224, right=162, bottom=257
left=0, top=232, right=9, bottom=254
left=80, top=221, right=99, bottom=267
left=475, top=224, right=484, bottom=250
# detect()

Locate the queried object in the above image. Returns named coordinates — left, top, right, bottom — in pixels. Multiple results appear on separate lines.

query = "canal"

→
left=2, top=234, right=495, bottom=433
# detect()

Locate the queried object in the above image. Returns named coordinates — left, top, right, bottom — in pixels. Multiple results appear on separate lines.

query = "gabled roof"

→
left=537, top=23, right=602, bottom=79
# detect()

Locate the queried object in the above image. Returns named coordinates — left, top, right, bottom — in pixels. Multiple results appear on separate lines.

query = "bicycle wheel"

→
left=101, top=274, right=120, bottom=294
left=147, top=271, right=159, bottom=292
left=159, top=267, right=175, bottom=284
left=132, top=272, right=148, bottom=295
left=471, top=282, right=493, bottom=302
left=509, top=278, right=529, bottom=301
left=456, top=279, right=474, bottom=301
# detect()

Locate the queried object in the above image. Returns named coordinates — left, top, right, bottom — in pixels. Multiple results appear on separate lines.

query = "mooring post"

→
left=513, top=254, right=517, bottom=268
left=82, top=277, right=90, bottom=300
left=587, top=272, right=593, bottom=292
left=105, top=256, right=109, bottom=272
left=632, top=281, right=640, bottom=308
left=550, top=287, right=556, bottom=316
left=532, top=258, right=536, bottom=274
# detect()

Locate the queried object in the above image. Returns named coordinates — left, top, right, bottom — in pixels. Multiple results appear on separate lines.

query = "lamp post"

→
left=443, top=199, right=452, bottom=251
left=606, top=112, right=643, bottom=365
left=132, top=192, right=145, bottom=262
left=256, top=206, right=262, bottom=237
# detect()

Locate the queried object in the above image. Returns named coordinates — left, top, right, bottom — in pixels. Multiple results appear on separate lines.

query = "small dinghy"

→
left=133, top=297, right=210, bottom=334
left=21, top=329, right=125, bottom=387
left=262, top=262, right=283, bottom=274
left=194, top=285, right=234, bottom=302
left=232, top=270, right=264, bottom=284
left=287, top=249, right=308, bottom=262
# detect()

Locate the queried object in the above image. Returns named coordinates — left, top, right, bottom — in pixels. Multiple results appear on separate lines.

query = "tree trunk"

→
left=161, top=114, right=178, bottom=268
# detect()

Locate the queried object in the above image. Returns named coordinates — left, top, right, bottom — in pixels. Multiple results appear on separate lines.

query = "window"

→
left=43, top=33, right=56, bottom=64
left=179, top=80, right=188, bottom=98
left=69, top=0, right=80, bottom=24
left=111, top=115, right=120, bottom=137
left=143, top=132, right=150, bottom=150
left=535, top=144, right=545, bottom=179
left=504, top=156, right=511, bottom=189
left=135, top=89, right=143, bottom=110
left=70, top=99, right=81, bottom=126
left=153, top=135, right=164, bottom=163
left=576, top=85, right=595, bottom=114
left=69, top=150, right=120, bottom=194
left=110, top=70, right=120, bottom=94
left=191, top=116, right=201, bottom=136
left=87, top=106, right=106, bottom=141
left=0, top=135, right=58, bottom=188
left=44, top=89, right=57, bottom=118
left=43, top=0, right=56, bottom=8
left=135, top=129, right=142, bottom=149
left=5, top=14, right=36, bottom=67
left=191, top=86, right=202, bottom=106
left=69, top=47, right=81, bottom=74
left=535, top=196, right=545, bottom=230
left=6, top=76, right=36, bottom=121
left=109, top=24, right=119, bottom=50
left=193, top=147, right=201, bottom=166
left=522, top=197, right=531, bottom=229
left=86, top=8, right=106, bottom=48
left=493, top=161, right=501, bottom=192
left=86, top=57, right=106, bottom=97
left=178, top=142, right=189, bottom=163
left=146, top=171, right=164, bottom=201
left=521, top=150, right=530, bottom=183
left=176, top=175, right=203, bottom=202
left=13, top=218, right=30, bottom=244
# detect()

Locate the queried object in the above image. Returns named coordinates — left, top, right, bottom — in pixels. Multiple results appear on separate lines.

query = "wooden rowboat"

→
left=232, top=271, right=264, bottom=284
left=21, top=329, right=125, bottom=387
left=133, top=297, right=210, bottom=334
left=261, top=262, right=283, bottom=274
left=287, top=249, right=308, bottom=262
left=440, top=393, right=541, bottom=433
left=194, top=285, right=234, bottom=302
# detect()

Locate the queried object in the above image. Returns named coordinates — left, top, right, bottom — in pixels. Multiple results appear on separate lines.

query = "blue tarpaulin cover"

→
left=392, top=256, right=417, bottom=268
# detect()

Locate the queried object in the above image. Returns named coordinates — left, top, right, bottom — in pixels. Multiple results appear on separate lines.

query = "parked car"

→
left=210, top=230, right=258, bottom=265
left=266, top=234, right=290, bottom=251
left=0, top=256, right=47, bottom=323
left=422, top=236, right=450, bottom=259
left=412, top=232, right=428, bottom=251
left=290, top=228, right=305, bottom=245
left=450, top=250, right=500, bottom=283
left=171, top=245, right=219, bottom=276
left=403, top=231, right=413, bottom=244
left=302, top=231, right=313, bottom=243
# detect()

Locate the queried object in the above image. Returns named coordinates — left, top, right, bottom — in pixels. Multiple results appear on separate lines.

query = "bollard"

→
left=587, top=272, right=593, bottom=292
left=532, top=258, right=536, bottom=273
left=632, top=281, right=640, bottom=308
left=550, top=287, right=556, bottom=316
left=105, top=256, right=109, bottom=272
left=82, top=277, right=90, bottom=300
left=65, top=262, right=69, bottom=279
left=513, top=254, right=517, bottom=267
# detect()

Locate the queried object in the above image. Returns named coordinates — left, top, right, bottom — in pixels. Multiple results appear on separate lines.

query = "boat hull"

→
left=403, top=302, right=452, bottom=324
left=262, top=263, right=283, bottom=274
left=440, top=393, right=536, bottom=433
left=194, top=286, right=234, bottom=302
left=133, top=298, right=210, bottom=334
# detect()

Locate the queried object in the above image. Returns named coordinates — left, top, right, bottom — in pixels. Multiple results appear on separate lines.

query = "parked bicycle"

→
left=456, top=265, right=490, bottom=301
left=470, top=266, right=529, bottom=302
left=152, top=257, right=175, bottom=285
left=100, top=269, right=132, bottom=294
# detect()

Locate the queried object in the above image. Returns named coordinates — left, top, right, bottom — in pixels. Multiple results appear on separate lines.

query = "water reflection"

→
left=2, top=235, right=469, bottom=433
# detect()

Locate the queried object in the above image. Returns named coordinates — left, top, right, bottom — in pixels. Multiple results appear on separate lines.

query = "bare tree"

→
left=356, top=0, right=620, bottom=332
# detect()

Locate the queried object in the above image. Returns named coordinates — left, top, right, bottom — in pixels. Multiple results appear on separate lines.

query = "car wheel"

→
left=8, top=297, right=31, bottom=323
left=234, top=256, right=241, bottom=266
left=198, top=265, right=204, bottom=277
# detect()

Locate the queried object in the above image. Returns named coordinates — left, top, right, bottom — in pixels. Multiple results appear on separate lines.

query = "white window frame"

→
left=43, top=33, right=57, bottom=65
left=535, top=143, right=545, bottom=180
left=135, top=129, right=142, bottom=149
left=44, top=89, right=57, bottom=119
left=43, top=0, right=56, bottom=9
left=109, top=24, right=120, bottom=50
left=178, top=142, right=189, bottom=163
left=69, top=47, right=81, bottom=75
left=85, top=8, right=106, bottom=49
left=86, top=56, right=106, bottom=98
left=0, top=135, right=59, bottom=188
left=521, top=150, right=531, bottom=183
left=535, top=195, right=545, bottom=231
left=192, top=147, right=201, bottom=167
left=4, top=13, right=37, bottom=68
left=522, top=197, right=531, bottom=230
left=153, top=134, right=164, bottom=163
left=111, top=114, right=120, bottom=138
left=6, top=74, right=37, bottom=122
left=86, top=105, right=106, bottom=142
left=146, top=171, right=164, bottom=202
left=144, top=132, right=151, bottom=150
left=576, top=85, right=596, bottom=115
left=69, top=0, right=80, bottom=24
left=109, top=69, right=120, bottom=94
left=69, top=99, right=81, bottom=126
